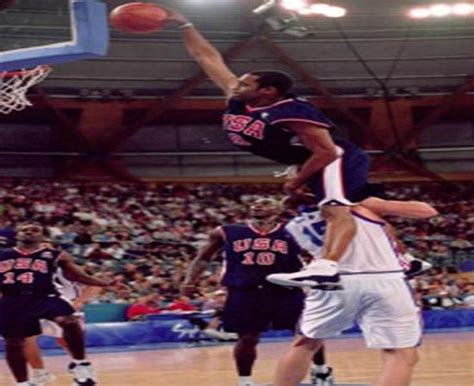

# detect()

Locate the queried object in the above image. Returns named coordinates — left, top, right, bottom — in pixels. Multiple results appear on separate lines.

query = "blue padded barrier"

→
left=84, top=304, right=129, bottom=323
left=0, top=309, right=472, bottom=352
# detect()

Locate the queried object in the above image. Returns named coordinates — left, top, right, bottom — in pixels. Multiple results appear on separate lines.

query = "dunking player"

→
left=267, top=198, right=438, bottom=386
left=24, top=269, right=101, bottom=385
left=165, top=7, right=370, bottom=287
left=0, top=223, right=111, bottom=386
left=181, top=198, right=334, bottom=386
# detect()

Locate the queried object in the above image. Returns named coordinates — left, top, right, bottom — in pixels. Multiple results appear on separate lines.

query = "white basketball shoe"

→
left=68, top=361, right=97, bottom=386
left=31, top=369, right=56, bottom=385
left=267, top=259, right=343, bottom=290
left=311, top=366, right=335, bottom=386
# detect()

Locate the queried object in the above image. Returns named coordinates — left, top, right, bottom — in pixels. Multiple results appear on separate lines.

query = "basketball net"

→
left=0, top=65, right=52, bottom=114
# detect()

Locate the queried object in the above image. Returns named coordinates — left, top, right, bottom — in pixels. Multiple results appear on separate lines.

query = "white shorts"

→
left=40, top=312, right=85, bottom=338
left=299, top=273, right=422, bottom=349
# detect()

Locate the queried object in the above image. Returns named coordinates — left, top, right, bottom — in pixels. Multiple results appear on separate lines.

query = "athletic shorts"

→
left=299, top=273, right=423, bottom=349
left=223, top=285, right=304, bottom=334
left=307, top=146, right=369, bottom=206
left=0, top=294, right=75, bottom=339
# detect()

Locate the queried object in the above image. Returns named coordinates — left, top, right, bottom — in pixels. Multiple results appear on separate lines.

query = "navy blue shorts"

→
left=222, top=286, right=305, bottom=334
left=0, top=294, right=75, bottom=339
left=307, top=147, right=369, bottom=205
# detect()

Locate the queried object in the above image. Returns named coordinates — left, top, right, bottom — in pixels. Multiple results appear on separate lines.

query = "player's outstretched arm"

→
left=361, top=197, right=438, bottom=219
left=166, top=7, right=238, bottom=97
left=58, top=252, right=111, bottom=287
left=181, top=227, right=225, bottom=295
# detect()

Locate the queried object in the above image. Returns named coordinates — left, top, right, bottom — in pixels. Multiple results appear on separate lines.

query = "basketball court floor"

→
left=1, top=330, right=473, bottom=385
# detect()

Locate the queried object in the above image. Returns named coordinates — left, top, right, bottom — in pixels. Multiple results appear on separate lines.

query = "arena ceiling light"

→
left=408, top=3, right=474, bottom=18
left=280, top=0, right=347, bottom=18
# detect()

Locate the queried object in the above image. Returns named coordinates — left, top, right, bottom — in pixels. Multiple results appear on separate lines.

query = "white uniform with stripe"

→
left=286, top=208, right=422, bottom=349
left=40, top=268, right=84, bottom=338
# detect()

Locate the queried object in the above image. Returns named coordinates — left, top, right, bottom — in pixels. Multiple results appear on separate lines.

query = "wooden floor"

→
left=0, top=331, right=473, bottom=386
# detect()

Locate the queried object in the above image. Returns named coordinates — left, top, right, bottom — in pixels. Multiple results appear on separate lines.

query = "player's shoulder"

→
left=269, top=95, right=316, bottom=111
left=221, top=223, right=249, bottom=231
left=38, top=244, right=62, bottom=255
left=0, top=247, right=15, bottom=257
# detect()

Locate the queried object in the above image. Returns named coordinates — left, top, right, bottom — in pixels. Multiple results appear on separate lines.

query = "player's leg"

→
left=24, top=335, right=44, bottom=369
left=43, top=296, right=95, bottom=386
left=272, top=288, right=334, bottom=385
left=24, top=335, right=56, bottom=384
left=312, top=148, right=365, bottom=268
left=222, top=287, right=267, bottom=386
left=376, top=347, right=418, bottom=386
left=274, top=282, right=356, bottom=386
left=5, top=337, right=29, bottom=384
left=54, top=314, right=97, bottom=386
left=234, top=332, right=261, bottom=385
left=54, top=314, right=86, bottom=360
left=356, top=275, right=422, bottom=386
left=0, top=296, right=43, bottom=385
left=274, top=334, right=324, bottom=386
left=310, top=344, right=334, bottom=386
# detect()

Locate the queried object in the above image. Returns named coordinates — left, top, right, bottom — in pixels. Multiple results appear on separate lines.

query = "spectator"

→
left=126, top=294, right=162, bottom=321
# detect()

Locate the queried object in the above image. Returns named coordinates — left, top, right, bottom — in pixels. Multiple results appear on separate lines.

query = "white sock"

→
left=72, top=358, right=88, bottom=365
left=32, top=368, right=47, bottom=375
left=312, top=364, right=329, bottom=373
left=17, top=382, right=31, bottom=386
left=238, top=376, right=253, bottom=386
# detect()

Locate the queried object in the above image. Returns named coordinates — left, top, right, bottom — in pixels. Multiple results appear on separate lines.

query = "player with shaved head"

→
left=181, top=198, right=334, bottom=386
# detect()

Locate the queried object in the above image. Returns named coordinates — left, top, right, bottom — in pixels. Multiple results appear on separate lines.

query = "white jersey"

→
left=286, top=208, right=406, bottom=274
left=288, top=208, right=422, bottom=348
left=53, top=268, right=82, bottom=302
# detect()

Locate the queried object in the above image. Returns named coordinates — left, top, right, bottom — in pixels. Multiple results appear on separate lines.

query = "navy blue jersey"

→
left=224, top=96, right=360, bottom=165
left=220, top=223, right=303, bottom=287
left=0, top=247, right=62, bottom=295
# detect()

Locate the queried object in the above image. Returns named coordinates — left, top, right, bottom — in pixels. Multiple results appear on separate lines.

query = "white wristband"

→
left=178, top=22, right=194, bottom=30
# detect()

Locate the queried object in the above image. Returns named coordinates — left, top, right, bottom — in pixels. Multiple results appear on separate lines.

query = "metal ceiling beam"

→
left=103, top=35, right=260, bottom=152
left=257, top=37, right=368, bottom=135
left=29, top=93, right=474, bottom=111
left=32, top=85, right=90, bottom=150
left=401, top=75, right=474, bottom=145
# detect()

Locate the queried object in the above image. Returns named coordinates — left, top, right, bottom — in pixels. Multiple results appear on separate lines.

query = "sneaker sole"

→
left=267, top=275, right=343, bottom=290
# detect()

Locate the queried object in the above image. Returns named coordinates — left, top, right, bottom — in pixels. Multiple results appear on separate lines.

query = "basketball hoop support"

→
left=0, top=0, right=109, bottom=71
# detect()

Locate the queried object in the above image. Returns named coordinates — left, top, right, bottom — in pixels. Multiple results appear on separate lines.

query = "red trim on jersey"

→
left=339, top=153, right=346, bottom=198
left=271, top=118, right=331, bottom=128
left=247, top=222, right=282, bottom=236
left=13, top=246, right=47, bottom=256
left=245, top=99, right=294, bottom=112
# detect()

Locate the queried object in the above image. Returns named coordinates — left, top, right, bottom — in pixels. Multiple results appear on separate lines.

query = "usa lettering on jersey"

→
left=232, top=237, right=288, bottom=253
left=223, top=114, right=265, bottom=144
left=232, top=237, right=288, bottom=266
left=0, top=258, right=50, bottom=285
left=0, top=258, right=49, bottom=274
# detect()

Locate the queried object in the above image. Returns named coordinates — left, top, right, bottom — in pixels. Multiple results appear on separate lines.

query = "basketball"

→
left=109, top=2, right=168, bottom=34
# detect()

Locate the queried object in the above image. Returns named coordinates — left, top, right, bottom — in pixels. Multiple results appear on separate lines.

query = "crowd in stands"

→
left=0, top=179, right=472, bottom=311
